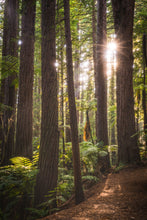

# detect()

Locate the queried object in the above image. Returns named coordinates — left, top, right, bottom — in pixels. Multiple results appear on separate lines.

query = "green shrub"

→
left=0, top=157, right=38, bottom=220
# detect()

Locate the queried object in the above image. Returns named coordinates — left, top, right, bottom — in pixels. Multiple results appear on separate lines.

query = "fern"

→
left=0, top=157, right=38, bottom=220
left=10, top=156, right=32, bottom=167
left=82, top=175, right=99, bottom=182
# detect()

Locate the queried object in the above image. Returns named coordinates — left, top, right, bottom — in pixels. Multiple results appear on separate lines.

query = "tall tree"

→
left=60, top=44, right=66, bottom=167
left=35, top=0, right=59, bottom=206
left=0, top=0, right=18, bottom=165
left=56, top=1, right=66, bottom=165
left=111, top=0, right=140, bottom=164
left=33, top=1, right=41, bottom=138
left=74, top=23, right=80, bottom=126
left=15, top=0, right=36, bottom=159
left=96, top=0, right=110, bottom=171
left=92, top=0, right=97, bottom=89
left=96, top=0, right=108, bottom=145
left=64, top=0, right=85, bottom=204
left=142, top=34, right=147, bottom=149
left=109, top=64, right=116, bottom=145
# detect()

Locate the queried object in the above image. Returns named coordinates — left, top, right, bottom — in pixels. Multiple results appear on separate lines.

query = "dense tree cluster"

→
left=0, top=0, right=146, bottom=218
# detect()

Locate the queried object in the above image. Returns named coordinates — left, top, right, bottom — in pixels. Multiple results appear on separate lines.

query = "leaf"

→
left=98, top=151, right=108, bottom=157
left=82, top=175, right=99, bottom=182
left=10, top=157, right=32, bottom=167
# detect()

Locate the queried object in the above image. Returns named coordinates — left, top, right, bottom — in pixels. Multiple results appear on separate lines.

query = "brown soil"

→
left=39, top=164, right=147, bottom=220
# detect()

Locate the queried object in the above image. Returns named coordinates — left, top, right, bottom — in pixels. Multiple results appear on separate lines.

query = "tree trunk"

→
left=96, top=0, right=110, bottom=171
left=60, top=32, right=65, bottom=167
left=74, top=23, right=80, bottom=126
left=15, top=0, right=36, bottom=159
left=33, top=73, right=41, bottom=137
left=92, top=0, right=97, bottom=92
left=142, top=34, right=147, bottom=149
left=92, top=0, right=97, bottom=141
left=64, top=0, right=85, bottom=205
left=109, top=65, right=116, bottom=145
left=0, top=0, right=18, bottom=165
left=111, top=0, right=140, bottom=164
left=65, top=100, right=71, bottom=142
left=96, top=0, right=108, bottom=146
left=35, top=0, right=59, bottom=207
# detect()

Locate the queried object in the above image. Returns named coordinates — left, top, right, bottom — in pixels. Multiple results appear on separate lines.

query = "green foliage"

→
left=26, top=207, right=49, bottom=220
left=57, top=170, right=74, bottom=204
left=62, top=142, right=73, bottom=168
left=82, top=175, right=99, bottom=183
left=0, top=157, right=38, bottom=220
left=80, top=141, right=108, bottom=175
left=56, top=142, right=75, bottom=207
left=57, top=141, right=107, bottom=207
left=1, top=55, right=18, bottom=83
left=114, top=163, right=126, bottom=173
left=26, top=188, right=61, bottom=219
left=10, top=156, right=32, bottom=167
left=0, top=0, right=146, bottom=218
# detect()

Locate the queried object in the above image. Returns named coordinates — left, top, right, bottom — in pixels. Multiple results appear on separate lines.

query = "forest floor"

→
left=39, top=162, right=147, bottom=220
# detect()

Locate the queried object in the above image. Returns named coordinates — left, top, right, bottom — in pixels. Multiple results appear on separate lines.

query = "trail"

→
left=39, top=165, right=147, bottom=220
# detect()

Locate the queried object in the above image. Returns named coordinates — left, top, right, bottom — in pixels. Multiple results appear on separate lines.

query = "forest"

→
left=0, top=0, right=147, bottom=219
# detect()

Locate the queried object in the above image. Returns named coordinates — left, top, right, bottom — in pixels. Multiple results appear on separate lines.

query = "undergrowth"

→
left=0, top=140, right=109, bottom=219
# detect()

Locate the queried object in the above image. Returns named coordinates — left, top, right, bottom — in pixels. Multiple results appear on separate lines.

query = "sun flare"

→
left=106, top=41, right=117, bottom=76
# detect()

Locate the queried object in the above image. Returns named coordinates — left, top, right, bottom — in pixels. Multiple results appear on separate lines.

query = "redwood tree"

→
left=15, top=0, right=36, bottom=159
left=35, top=0, right=59, bottom=206
left=96, top=0, right=108, bottom=146
left=0, top=0, right=18, bottom=165
left=92, top=0, right=97, bottom=91
left=64, top=0, right=85, bottom=205
left=96, top=0, right=110, bottom=171
left=111, top=0, right=140, bottom=164
left=142, top=34, right=147, bottom=149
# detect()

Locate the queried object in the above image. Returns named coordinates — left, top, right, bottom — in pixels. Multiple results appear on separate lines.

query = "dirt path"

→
left=40, top=165, right=147, bottom=220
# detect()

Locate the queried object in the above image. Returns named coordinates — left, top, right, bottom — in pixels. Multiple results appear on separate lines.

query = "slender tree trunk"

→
left=96, top=0, right=110, bottom=171
left=61, top=36, right=65, bottom=167
left=142, top=34, right=147, bottom=149
left=61, top=61, right=65, bottom=167
left=92, top=0, right=97, bottom=140
left=80, top=87, right=84, bottom=128
left=92, top=0, right=97, bottom=93
left=111, top=0, right=140, bottom=164
left=33, top=73, right=41, bottom=137
left=109, top=65, right=116, bottom=145
left=35, top=0, right=59, bottom=206
left=74, top=23, right=80, bottom=126
left=64, top=0, right=85, bottom=205
left=65, top=100, right=71, bottom=142
left=0, top=0, right=18, bottom=165
left=15, top=0, right=36, bottom=159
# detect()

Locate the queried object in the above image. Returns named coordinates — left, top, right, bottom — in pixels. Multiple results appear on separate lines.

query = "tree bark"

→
left=15, top=0, right=36, bottom=159
left=92, top=0, right=97, bottom=92
left=142, top=34, right=147, bottom=149
left=96, top=0, right=110, bottom=171
left=0, top=0, right=18, bottom=165
left=35, top=0, right=59, bottom=206
left=60, top=27, right=65, bottom=167
left=111, top=0, right=140, bottom=164
left=64, top=0, right=85, bottom=205
left=96, top=0, right=108, bottom=146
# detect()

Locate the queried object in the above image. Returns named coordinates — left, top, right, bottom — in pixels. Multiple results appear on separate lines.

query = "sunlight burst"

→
left=106, top=40, right=117, bottom=76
